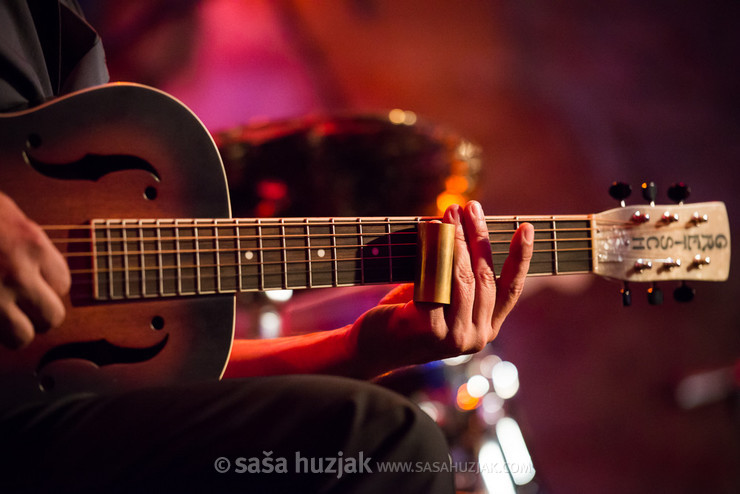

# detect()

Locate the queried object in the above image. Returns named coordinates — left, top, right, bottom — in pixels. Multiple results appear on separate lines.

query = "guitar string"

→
left=39, top=215, right=612, bottom=232
left=67, top=270, right=581, bottom=293
left=56, top=236, right=594, bottom=260
left=66, top=255, right=592, bottom=292
left=66, top=246, right=593, bottom=277
left=43, top=225, right=599, bottom=246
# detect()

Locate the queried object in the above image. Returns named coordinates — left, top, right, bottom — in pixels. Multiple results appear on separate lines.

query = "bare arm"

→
left=224, top=201, right=534, bottom=380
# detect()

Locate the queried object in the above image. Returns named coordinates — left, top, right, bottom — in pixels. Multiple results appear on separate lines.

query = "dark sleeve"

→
left=0, top=0, right=109, bottom=112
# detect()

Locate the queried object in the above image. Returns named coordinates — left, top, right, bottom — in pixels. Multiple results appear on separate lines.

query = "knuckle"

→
left=477, top=268, right=496, bottom=286
left=468, top=332, right=488, bottom=353
left=507, top=278, right=526, bottom=300
left=455, top=269, right=476, bottom=287
left=446, top=327, right=487, bottom=355
left=15, top=217, right=46, bottom=250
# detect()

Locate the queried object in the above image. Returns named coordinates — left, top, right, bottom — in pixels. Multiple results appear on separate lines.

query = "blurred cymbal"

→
left=214, top=111, right=481, bottom=218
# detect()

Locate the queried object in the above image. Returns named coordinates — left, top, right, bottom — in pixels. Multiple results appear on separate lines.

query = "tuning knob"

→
left=673, top=282, right=695, bottom=303
left=647, top=283, right=663, bottom=305
left=667, top=182, right=691, bottom=204
left=621, top=282, right=632, bottom=307
left=609, top=182, right=632, bottom=207
left=641, top=181, right=657, bottom=206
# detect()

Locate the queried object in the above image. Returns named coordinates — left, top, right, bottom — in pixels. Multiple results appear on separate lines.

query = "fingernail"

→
left=445, top=204, right=461, bottom=223
left=470, top=201, right=483, bottom=219
left=523, top=223, right=534, bottom=244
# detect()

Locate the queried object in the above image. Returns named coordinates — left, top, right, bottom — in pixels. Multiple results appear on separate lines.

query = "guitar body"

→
left=0, top=84, right=234, bottom=406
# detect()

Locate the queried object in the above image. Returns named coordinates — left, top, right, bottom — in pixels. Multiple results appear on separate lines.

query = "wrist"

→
left=347, top=304, right=406, bottom=379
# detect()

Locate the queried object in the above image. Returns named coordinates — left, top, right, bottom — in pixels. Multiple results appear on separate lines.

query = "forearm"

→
left=223, top=325, right=377, bottom=380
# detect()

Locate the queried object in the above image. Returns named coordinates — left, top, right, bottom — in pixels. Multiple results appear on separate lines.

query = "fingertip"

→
left=0, top=311, right=34, bottom=349
left=466, top=200, right=484, bottom=219
left=443, top=203, right=462, bottom=224
left=44, top=247, right=72, bottom=296
left=520, top=222, right=535, bottom=245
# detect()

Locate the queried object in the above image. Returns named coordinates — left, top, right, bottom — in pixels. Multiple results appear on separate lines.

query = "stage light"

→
left=265, top=289, right=294, bottom=302
left=467, top=374, right=490, bottom=398
left=443, top=354, right=473, bottom=366
left=495, top=417, right=535, bottom=485
left=259, top=310, right=281, bottom=339
left=479, top=440, right=517, bottom=494
left=455, top=383, right=480, bottom=411
left=491, top=360, right=519, bottom=399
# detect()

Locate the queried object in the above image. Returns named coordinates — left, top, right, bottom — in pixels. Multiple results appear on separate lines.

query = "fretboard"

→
left=86, top=216, right=593, bottom=301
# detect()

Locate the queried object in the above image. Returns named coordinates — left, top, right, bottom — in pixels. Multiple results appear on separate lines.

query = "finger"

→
left=15, top=274, right=67, bottom=334
left=0, top=301, right=35, bottom=349
left=444, top=204, right=475, bottom=335
left=492, top=222, right=534, bottom=331
left=462, top=201, right=497, bottom=333
left=39, top=236, right=71, bottom=296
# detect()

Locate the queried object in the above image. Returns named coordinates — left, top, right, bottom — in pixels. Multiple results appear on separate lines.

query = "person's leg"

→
left=0, top=375, right=454, bottom=493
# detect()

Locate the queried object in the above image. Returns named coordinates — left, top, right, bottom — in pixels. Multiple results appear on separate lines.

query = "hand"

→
left=349, top=201, right=533, bottom=377
left=0, top=191, right=70, bottom=349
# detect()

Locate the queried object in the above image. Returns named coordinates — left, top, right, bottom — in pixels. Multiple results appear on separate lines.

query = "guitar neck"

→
left=81, top=215, right=593, bottom=301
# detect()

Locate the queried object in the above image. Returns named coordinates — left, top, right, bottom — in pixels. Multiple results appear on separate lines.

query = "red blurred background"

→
left=81, top=1, right=740, bottom=492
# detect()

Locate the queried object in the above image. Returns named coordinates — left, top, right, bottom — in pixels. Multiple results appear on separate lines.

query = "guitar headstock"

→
left=592, top=201, right=731, bottom=284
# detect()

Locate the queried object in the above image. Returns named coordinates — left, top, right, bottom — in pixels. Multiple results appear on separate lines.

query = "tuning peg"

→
left=641, top=182, right=657, bottom=206
left=667, top=182, right=691, bottom=204
left=673, top=282, right=695, bottom=303
left=609, top=182, right=632, bottom=207
left=621, top=282, right=632, bottom=307
left=647, top=283, right=663, bottom=305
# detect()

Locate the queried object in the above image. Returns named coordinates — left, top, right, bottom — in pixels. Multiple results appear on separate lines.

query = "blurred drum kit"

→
left=214, top=110, right=481, bottom=336
left=215, top=110, right=481, bottom=220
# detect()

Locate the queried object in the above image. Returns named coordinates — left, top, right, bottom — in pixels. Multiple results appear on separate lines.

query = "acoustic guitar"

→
left=0, top=83, right=730, bottom=407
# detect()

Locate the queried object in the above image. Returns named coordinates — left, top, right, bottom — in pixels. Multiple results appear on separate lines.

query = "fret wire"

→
left=257, top=218, right=265, bottom=291
left=175, top=221, right=183, bottom=296
left=359, top=219, right=365, bottom=286
left=106, top=220, right=114, bottom=299
left=386, top=218, right=393, bottom=283
left=331, top=218, right=338, bottom=287
left=215, top=220, right=223, bottom=293
left=552, top=217, right=559, bottom=275
left=91, top=220, right=101, bottom=299
left=139, top=221, right=146, bottom=297
left=195, top=221, right=202, bottom=294
left=305, top=219, right=313, bottom=289
left=280, top=219, right=288, bottom=289
left=156, top=219, right=164, bottom=296
left=123, top=221, right=132, bottom=298
left=236, top=220, right=243, bottom=292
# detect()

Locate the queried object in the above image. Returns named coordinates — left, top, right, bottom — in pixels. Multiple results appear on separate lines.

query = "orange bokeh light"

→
left=456, top=383, right=481, bottom=410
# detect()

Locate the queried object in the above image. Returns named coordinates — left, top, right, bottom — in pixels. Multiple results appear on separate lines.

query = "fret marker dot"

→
left=245, top=251, right=254, bottom=261
left=372, top=247, right=380, bottom=256
left=317, top=249, right=326, bottom=258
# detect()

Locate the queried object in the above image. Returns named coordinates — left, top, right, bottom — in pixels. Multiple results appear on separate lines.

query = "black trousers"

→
left=0, top=375, right=454, bottom=493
